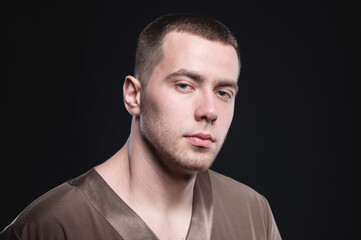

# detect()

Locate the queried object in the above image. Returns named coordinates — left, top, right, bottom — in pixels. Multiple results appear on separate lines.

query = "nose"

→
left=195, top=91, right=218, bottom=124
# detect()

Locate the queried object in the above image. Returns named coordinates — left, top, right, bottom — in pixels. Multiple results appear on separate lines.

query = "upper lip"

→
left=187, top=133, right=215, bottom=142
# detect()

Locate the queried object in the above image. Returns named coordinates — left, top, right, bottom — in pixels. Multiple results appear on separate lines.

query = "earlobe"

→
left=123, top=75, right=142, bottom=116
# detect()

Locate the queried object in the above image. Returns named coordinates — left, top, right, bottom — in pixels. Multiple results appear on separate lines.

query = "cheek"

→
left=160, top=94, right=193, bottom=119
left=219, top=107, right=234, bottom=131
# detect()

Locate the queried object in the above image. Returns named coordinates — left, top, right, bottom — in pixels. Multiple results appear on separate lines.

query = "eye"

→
left=177, top=83, right=190, bottom=89
left=216, top=90, right=232, bottom=100
left=175, top=82, right=194, bottom=93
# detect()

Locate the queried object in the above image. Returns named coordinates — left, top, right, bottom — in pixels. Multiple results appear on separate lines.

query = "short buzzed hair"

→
left=134, top=13, right=241, bottom=86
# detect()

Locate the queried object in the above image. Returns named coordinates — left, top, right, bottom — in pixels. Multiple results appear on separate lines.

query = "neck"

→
left=127, top=118, right=197, bottom=211
left=95, top=118, right=197, bottom=212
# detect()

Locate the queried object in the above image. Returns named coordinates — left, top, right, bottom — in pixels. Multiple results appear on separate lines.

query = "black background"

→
left=2, top=0, right=360, bottom=239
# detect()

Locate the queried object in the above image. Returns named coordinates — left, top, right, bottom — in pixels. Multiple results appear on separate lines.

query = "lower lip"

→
left=186, top=136, right=213, bottom=148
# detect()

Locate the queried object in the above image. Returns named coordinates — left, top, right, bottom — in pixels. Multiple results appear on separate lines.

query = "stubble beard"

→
left=139, top=91, right=226, bottom=178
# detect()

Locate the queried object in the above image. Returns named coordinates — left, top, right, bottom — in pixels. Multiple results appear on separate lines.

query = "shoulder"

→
left=208, top=169, right=271, bottom=219
left=208, top=170, right=282, bottom=239
left=1, top=170, right=107, bottom=240
left=2, top=182, right=87, bottom=239
left=18, top=182, right=84, bottom=219
left=208, top=169, right=266, bottom=203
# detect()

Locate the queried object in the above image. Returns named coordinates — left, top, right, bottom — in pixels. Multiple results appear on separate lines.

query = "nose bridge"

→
left=195, top=88, right=218, bottom=123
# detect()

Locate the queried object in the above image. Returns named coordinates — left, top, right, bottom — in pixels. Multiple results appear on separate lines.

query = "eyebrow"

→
left=164, top=69, right=239, bottom=93
left=165, top=69, right=205, bottom=82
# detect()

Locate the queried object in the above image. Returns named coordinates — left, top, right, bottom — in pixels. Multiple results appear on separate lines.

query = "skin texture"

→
left=95, top=31, right=240, bottom=239
left=139, top=31, right=240, bottom=177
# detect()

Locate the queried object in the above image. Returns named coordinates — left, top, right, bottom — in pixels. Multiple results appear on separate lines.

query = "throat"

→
left=126, top=167, right=196, bottom=240
left=136, top=202, right=193, bottom=240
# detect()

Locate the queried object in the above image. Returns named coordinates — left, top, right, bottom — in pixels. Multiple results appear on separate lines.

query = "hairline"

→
left=140, top=29, right=241, bottom=88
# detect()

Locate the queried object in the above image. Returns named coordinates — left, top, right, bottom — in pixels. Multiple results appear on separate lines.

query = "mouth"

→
left=185, top=133, right=215, bottom=148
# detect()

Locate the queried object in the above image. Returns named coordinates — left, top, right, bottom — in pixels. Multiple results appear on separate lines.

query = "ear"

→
left=123, top=75, right=142, bottom=116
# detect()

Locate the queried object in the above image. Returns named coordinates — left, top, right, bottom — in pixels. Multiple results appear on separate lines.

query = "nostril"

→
left=194, top=93, right=218, bottom=123
left=199, top=112, right=218, bottom=123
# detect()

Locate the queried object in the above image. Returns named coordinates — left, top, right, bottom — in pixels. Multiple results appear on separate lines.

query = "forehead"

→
left=155, top=31, right=240, bottom=82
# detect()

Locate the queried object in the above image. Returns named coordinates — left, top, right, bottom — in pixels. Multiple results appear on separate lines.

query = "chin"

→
left=167, top=165, right=208, bottom=180
left=171, top=155, right=215, bottom=176
left=153, top=141, right=218, bottom=178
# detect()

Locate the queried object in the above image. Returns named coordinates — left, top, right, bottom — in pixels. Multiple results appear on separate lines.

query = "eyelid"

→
left=174, top=81, right=195, bottom=92
left=175, top=80, right=193, bottom=87
left=217, top=91, right=232, bottom=100
left=216, top=88, right=235, bottom=99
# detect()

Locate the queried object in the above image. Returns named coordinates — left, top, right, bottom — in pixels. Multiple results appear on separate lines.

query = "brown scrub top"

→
left=0, top=169, right=281, bottom=239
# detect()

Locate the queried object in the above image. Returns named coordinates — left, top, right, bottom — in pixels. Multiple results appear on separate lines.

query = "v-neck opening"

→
left=68, top=168, right=213, bottom=240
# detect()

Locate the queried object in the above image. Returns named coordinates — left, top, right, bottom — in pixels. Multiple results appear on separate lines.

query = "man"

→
left=1, top=13, right=281, bottom=239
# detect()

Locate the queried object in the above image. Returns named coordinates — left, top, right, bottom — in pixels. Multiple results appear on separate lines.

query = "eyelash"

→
left=177, top=83, right=191, bottom=89
left=176, top=83, right=194, bottom=92
left=175, top=82, right=233, bottom=100
left=216, top=90, right=232, bottom=99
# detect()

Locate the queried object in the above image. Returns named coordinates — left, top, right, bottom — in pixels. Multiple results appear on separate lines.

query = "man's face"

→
left=139, top=31, right=239, bottom=176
